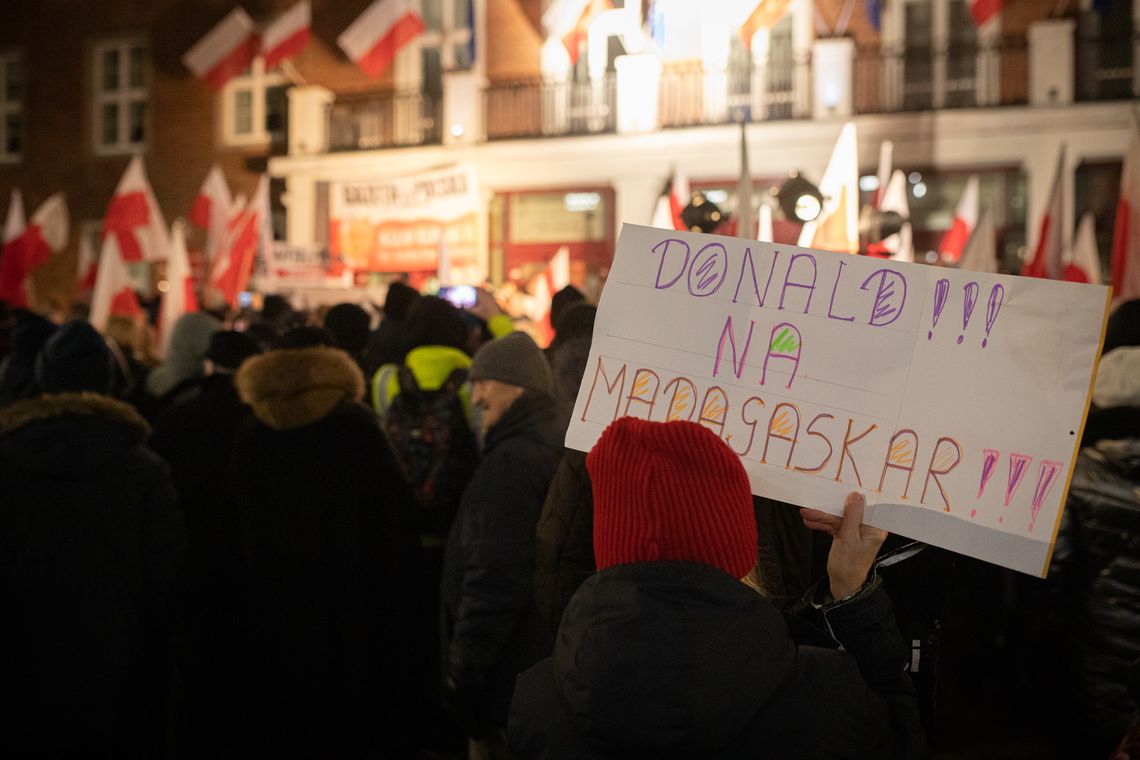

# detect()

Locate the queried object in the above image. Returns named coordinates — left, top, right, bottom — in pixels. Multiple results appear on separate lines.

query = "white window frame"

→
left=0, top=50, right=22, bottom=163
left=219, top=55, right=288, bottom=148
left=92, top=38, right=149, bottom=156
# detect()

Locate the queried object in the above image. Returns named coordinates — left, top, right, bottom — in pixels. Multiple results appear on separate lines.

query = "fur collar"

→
left=0, top=392, right=149, bottom=441
left=235, top=346, right=364, bottom=430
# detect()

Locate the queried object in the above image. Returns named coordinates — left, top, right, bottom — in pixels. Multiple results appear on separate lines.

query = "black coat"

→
left=230, top=346, right=416, bottom=757
left=442, top=390, right=563, bottom=727
left=1050, top=437, right=1140, bottom=749
left=509, top=562, right=927, bottom=760
left=0, top=393, right=184, bottom=755
left=533, top=449, right=594, bottom=636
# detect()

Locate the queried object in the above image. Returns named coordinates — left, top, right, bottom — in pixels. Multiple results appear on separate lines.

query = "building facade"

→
left=0, top=0, right=1137, bottom=307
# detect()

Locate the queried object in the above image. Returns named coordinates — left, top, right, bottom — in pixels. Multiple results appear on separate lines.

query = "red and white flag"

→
left=77, top=232, right=98, bottom=291
left=158, top=222, right=199, bottom=356
left=102, top=155, right=169, bottom=263
left=210, top=176, right=270, bottom=306
left=939, top=175, right=979, bottom=263
left=798, top=122, right=859, bottom=254
left=542, top=0, right=612, bottom=65
left=1111, top=121, right=1140, bottom=302
left=263, top=1, right=311, bottom=70
left=548, top=245, right=571, bottom=292
left=182, top=8, right=260, bottom=91
left=1068, top=212, right=1103, bottom=285
left=189, top=165, right=232, bottom=264
left=958, top=208, right=998, bottom=274
left=650, top=170, right=691, bottom=232
left=90, top=235, right=142, bottom=330
left=338, top=0, right=425, bottom=79
left=2, top=188, right=24, bottom=247
left=739, top=0, right=794, bottom=48
left=1022, top=146, right=1066, bottom=280
left=872, top=140, right=893, bottom=208
left=0, top=193, right=69, bottom=308
left=876, top=170, right=914, bottom=263
left=971, top=0, right=1003, bottom=27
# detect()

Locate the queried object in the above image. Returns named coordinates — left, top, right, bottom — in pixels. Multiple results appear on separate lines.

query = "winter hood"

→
left=553, top=562, right=796, bottom=756
left=0, top=392, right=149, bottom=477
left=236, top=346, right=364, bottom=430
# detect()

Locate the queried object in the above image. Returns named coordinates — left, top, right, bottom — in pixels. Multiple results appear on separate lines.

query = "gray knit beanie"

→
left=470, top=332, right=552, bottom=395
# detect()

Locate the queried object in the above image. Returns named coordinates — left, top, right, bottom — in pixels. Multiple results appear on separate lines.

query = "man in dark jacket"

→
left=230, top=339, right=416, bottom=758
left=510, top=416, right=927, bottom=759
left=0, top=320, right=185, bottom=758
left=442, top=332, right=563, bottom=752
left=148, top=329, right=261, bottom=753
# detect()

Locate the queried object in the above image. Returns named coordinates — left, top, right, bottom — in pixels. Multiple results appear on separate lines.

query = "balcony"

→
left=853, top=37, right=1029, bottom=114
left=1075, top=29, right=1137, bottom=102
left=485, top=75, right=616, bottom=140
left=327, top=90, right=442, bottom=151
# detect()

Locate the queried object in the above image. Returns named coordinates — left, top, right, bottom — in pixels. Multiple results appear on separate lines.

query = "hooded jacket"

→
left=509, top=562, right=927, bottom=759
left=229, top=346, right=416, bottom=757
left=441, top=389, right=564, bottom=727
left=146, top=312, right=219, bottom=399
left=0, top=393, right=184, bottom=754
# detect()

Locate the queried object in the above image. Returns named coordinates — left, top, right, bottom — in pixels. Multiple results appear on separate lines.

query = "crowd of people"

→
left=0, top=283, right=1139, bottom=760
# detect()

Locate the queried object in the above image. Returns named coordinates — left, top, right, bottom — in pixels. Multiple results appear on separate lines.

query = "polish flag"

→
left=1067, top=212, right=1103, bottom=284
left=189, top=165, right=232, bottom=264
left=739, top=0, right=794, bottom=47
left=650, top=170, right=691, bottom=231
left=338, top=0, right=426, bottom=79
left=262, top=1, right=311, bottom=71
left=874, top=170, right=914, bottom=263
left=2, top=188, right=24, bottom=249
left=939, top=175, right=979, bottom=263
left=1022, top=146, right=1065, bottom=280
left=210, top=176, right=270, bottom=306
left=182, top=8, right=260, bottom=91
left=958, top=208, right=998, bottom=274
left=1111, top=122, right=1140, bottom=302
left=0, top=193, right=69, bottom=308
left=102, top=155, right=169, bottom=263
left=971, top=0, right=1003, bottom=27
left=757, top=202, right=774, bottom=243
left=548, top=245, right=571, bottom=291
left=77, top=233, right=98, bottom=291
left=158, top=222, right=199, bottom=356
left=798, top=122, right=859, bottom=254
left=90, top=235, right=142, bottom=330
left=872, top=140, right=893, bottom=208
left=542, top=0, right=612, bottom=65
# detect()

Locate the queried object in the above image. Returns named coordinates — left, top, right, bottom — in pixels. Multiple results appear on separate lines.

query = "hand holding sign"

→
left=802, top=492, right=888, bottom=600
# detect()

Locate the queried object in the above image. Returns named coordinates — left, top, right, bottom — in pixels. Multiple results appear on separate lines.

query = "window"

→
left=416, top=0, right=475, bottom=93
left=220, top=56, right=287, bottom=147
left=0, top=51, right=22, bottom=162
left=93, top=39, right=148, bottom=154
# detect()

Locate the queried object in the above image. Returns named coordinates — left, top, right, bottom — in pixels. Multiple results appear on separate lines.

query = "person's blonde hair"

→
left=104, top=315, right=158, bottom=368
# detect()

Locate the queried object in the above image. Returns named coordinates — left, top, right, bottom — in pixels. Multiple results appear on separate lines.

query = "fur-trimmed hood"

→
left=236, top=346, right=365, bottom=431
left=0, top=392, right=150, bottom=477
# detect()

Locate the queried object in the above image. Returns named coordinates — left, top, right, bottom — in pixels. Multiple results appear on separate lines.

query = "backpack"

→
left=377, top=365, right=479, bottom=539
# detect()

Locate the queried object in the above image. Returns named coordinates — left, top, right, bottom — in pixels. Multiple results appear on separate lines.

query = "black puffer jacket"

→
left=510, top=562, right=927, bottom=759
left=0, top=393, right=184, bottom=755
left=532, top=449, right=594, bottom=636
left=1051, top=437, right=1140, bottom=748
left=442, top=390, right=563, bottom=727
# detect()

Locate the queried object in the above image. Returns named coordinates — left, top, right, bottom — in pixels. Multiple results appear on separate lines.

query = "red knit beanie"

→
left=587, top=417, right=758, bottom=579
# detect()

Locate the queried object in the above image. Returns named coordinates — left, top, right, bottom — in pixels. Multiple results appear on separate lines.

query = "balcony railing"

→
left=854, top=37, right=1028, bottom=114
left=657, top=58, right=796, bottom=128
left=1076, top=30, right=1137, bottom=102
left=485, top=75, right=616, bottom=140
left=327, top=90, right=442, bottom=151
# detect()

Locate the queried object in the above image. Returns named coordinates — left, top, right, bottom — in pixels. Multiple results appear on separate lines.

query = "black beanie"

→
left=1104, top=299, right=1140, bottom=355
left=206, top=330, right=262, bottom=371
left=34, top=321, right=115, bottom=395
left=550, top=285, right=586, bottom=332
left=324, top=303, right=371, bottom=355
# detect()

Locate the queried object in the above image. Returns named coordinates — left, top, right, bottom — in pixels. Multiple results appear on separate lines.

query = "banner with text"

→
left=329, top=164, right=484, bottom=281
left=567, top=225, right=1111, bottom=577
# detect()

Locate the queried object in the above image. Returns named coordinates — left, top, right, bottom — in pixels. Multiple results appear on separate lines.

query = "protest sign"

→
left=567, top=224, right=1112, bottom=576
left=329, top=163, right=484, bottom=282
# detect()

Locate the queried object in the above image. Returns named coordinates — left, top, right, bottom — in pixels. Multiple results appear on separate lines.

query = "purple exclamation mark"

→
left=982, top=284, right=1004, bottom=348
left=929, top=278, right=950, bottom=340
left=958, top=282, right=979, bottom=345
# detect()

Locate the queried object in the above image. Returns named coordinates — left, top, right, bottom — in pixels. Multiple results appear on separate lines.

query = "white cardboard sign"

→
left=567, top=225, right=1112, bottom=577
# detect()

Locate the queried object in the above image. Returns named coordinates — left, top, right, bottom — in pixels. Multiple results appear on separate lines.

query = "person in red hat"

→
left=508, top=416, right=927, bottom=759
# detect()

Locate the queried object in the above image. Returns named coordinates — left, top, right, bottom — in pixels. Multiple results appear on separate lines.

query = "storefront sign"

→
left=567, top=224, right=1111, bottom=577
left=329, top=164, right=483, bottom=281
